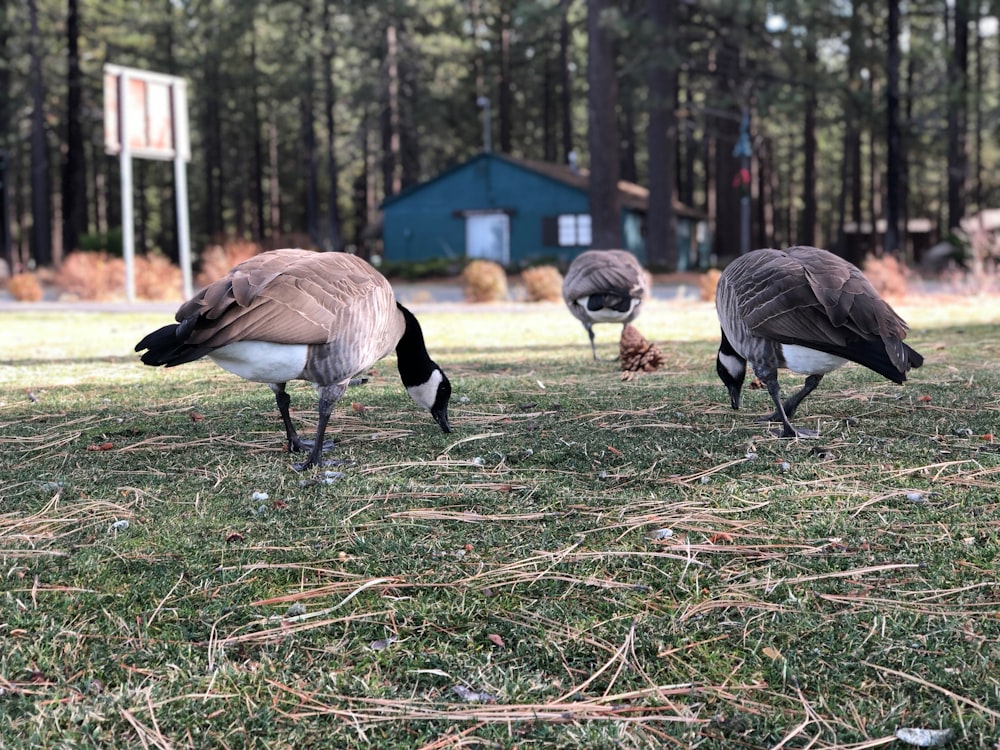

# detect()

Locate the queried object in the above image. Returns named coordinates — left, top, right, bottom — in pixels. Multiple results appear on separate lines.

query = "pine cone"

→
left=619, top=324, right=666, bottom=380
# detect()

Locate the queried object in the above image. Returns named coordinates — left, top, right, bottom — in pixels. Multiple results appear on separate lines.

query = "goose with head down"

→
left=562, top=249, right=649, bottom=360
left=135, top=249, right=452, bottom=469
left=714, top=245, right=924, bottom=437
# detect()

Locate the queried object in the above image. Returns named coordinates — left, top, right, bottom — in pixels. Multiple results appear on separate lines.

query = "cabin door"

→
left=465, top=212, right=510, bottom=265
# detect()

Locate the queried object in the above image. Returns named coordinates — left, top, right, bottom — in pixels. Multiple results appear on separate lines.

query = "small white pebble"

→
left=108, top=519, right=129, bottom=533
left=745, top=452, right=757, bottom=460
left=779, top=462, right=790, bottom=472
left=459, top=395, right=470, bottom=403
left=699, top=475, right=710, bottom=484
left=646, top=528, right=673, bottom=541
left=251, top=491, right=269, bottom=502
left=906, top=492, right=925, bottom=503
left=285, top=602, right=307, bottom=617
left=472, top=456, right=485, bottom=466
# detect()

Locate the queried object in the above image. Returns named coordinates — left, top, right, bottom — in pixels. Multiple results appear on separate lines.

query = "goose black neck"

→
left=395, top=303, right=438, bottom=386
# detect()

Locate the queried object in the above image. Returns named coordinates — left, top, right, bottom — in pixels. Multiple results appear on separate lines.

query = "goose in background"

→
left=562, top=249, right=649, bottom=360
left=135, top=249, right=452, bottom=470
left=715, top=245, right=924, bottom=437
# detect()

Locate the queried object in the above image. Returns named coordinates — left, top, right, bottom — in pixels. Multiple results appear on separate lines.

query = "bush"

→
left=6, top=273, right=44, bottom=302
left=461, top=259, right=508, bottom=302
left=521, top=265, right=564, bottom=302
left=135, top=252, right=183, bottom=301
left=699, top=268, right=722, bottom=303
left=862, top=253, right=908, bottom=298
left=55, top=251, right=126, bottom=300
left=197, top=240, right=263, bottom=287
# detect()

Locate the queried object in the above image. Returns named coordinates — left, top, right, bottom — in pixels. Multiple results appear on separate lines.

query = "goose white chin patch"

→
left=577, top=295, right=639, bottom=323
left=209, top=341, right=309, bottom=383
left=407, top=369, right=444, bottom=410
left=718, top=351, right=745, bottom=378
left=782, top=344, right=847, bottom=375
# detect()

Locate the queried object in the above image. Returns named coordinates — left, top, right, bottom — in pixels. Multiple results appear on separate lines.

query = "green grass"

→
left=1, top=295, right=999, bottom=748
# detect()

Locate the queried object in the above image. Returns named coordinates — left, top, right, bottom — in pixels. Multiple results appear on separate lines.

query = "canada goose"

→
left=715, top=245, right=924, bottom=437
left=135, top=249, right=452, bottom=470
left=562, top=249, right=649, bottom=360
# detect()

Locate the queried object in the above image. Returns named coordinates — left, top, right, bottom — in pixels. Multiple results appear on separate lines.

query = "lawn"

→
left=1, top=293, right=998, bottom=749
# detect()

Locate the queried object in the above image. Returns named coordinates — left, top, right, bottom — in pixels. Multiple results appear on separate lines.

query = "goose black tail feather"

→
left=788, top=337, right=923, bottom=384
left=135, top=324, right=212, bottom=367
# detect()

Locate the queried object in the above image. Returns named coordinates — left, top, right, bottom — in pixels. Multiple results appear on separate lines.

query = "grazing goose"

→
left=135, top=249, right=452, bottom=470
left=715, top=245, right=924, bottom=437
left=562, top=249, right=649, bottom=360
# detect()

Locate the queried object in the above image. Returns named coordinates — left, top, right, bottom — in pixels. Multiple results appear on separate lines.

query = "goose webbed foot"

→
left=288, top=436, right=336, bottom=454
left=768, top=423, right=819, bottom=439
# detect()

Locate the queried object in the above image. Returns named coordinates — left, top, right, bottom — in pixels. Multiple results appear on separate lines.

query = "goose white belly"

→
left=209, top=341, right=310, bottom=383
left=781, top=344, right=847, bottom=375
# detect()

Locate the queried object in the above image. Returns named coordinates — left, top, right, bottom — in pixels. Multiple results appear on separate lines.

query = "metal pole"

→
left=118, top=72, right=135, bottom=302
left=733, top=108, right=753, bottom=255
left=172, top=82, right=193, bottom=299
left=477, top=96, right=491, bottom=153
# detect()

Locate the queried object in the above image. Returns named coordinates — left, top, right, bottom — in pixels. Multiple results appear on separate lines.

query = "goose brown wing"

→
left=737, top=247, right=912, bottom=373
left=177, top=250, right=398, bottom=349
left=563, top=249, right=646, bottom=301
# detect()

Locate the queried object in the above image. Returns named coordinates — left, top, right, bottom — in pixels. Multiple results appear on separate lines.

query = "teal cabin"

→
left=379, top=152, right=709, bottom=270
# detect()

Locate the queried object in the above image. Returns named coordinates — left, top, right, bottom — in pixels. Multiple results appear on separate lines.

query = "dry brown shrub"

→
left=55, top=251, right=126, bottom=300
left=699, top=268, right=722, bottom=302
left=862, top=253, right=908, bottom=298
left=135, top=253, right=183, bottom=300
left=6, top=273, right=44, bottom=302
left=461, top=259, right=508, bottom=302
left=521, top=265, right=564, bottom=302
left=197, top=240, right=264, bottom=287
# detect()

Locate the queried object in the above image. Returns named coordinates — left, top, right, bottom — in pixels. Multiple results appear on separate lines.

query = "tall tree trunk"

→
left=300, top=86, right=319, bottom=244
left=946, top=0, right=968, bottom=231
left=559, top=0, right=573, bottom=164
left=884, top=0, right=903, bottom=255
left=322, top=0, right=342, bottom=251
left=61, top=0, right=87, bottom=257
left=250, top=26, right=266, bottom=241
left=710, top=37, right=742, bottom=263
left=300, top=7, right=319, bottom=245
left=0, top=0, right=12, bottom=270
left=498, top=2, right=512, bottom=154
left=837, top=2, right=864, bottom=265
left=645, top=0, right=678, bottom=269
left=800, top=35, right=817, bottom=247
left=28, top=0, right=51, bottom=266
left=586, top=0, right=621, bottom=249
left=869, top=73, right=881, bottom=254
left=268, top=111, right=281, bottom=243
left=160, top=0, right=177, bottom=260
left=618, top=91, right=637, bottom=185
left=381, top=23, right=402, bottom=197
left=679, top=73, right=695, bottom=207
left=543, top=54, right=556, bottom=162
left=202, top=49, right=223, bottom=239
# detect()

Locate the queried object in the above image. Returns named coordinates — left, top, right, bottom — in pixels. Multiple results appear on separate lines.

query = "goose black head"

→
left=716, top=329, right=747, bottom=410
left=396, top=304, right=453, bottom=433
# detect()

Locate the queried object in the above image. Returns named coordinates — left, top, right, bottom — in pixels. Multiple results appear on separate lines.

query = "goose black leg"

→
left=270, top=383, right=336, bottom=461
left=294, top=382, right=349, bottom=471
left=762, top=377, right=818, bottom=438
left=782, top=373, right=823, bottom=420
left=586, top=324, right=598, bottom=361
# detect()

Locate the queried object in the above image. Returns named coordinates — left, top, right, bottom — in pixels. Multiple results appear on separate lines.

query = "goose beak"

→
left=432, top=405, right=452, bottom=433
left=727, top=383, right=742, bottom=410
